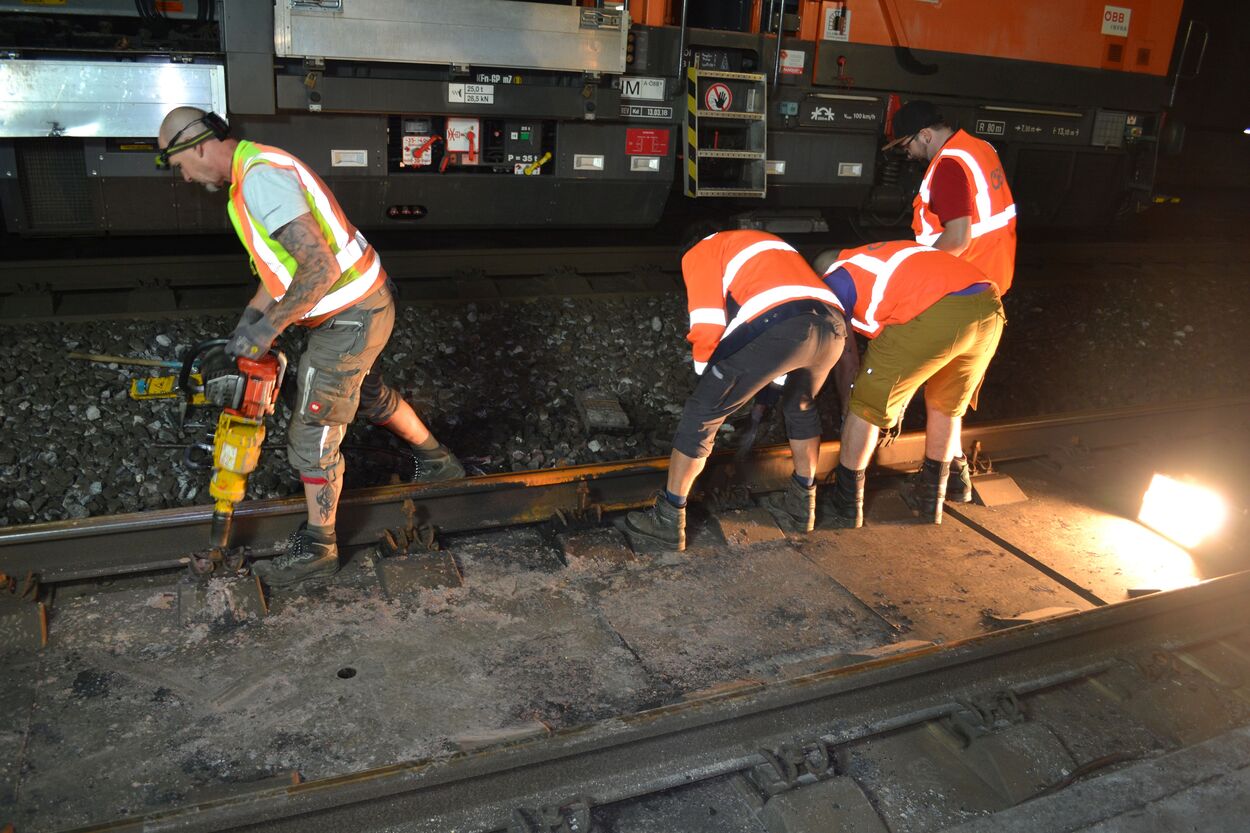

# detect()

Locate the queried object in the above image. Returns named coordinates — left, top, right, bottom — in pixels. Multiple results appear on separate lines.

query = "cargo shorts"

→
left=847, top=287, right=1004, bottom=430
left=287, top=281, right=403, bottom=477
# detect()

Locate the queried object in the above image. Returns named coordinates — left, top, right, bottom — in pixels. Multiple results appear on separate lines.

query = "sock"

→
left=416, top=435, right=440, bottom=451
left=833, top=464, right=866, bottom=501
left=792, top=472, right=816, bottom=489
left=307, top=523, right=337, bottom=543
left=664, top=489, right=688, bottom=508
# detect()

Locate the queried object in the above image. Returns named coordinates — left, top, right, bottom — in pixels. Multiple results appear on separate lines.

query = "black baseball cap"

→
left=883, top=100, right=943, bottom=150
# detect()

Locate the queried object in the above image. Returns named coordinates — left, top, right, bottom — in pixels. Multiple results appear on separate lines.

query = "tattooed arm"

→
left=265, top=213, right=340, bottom=332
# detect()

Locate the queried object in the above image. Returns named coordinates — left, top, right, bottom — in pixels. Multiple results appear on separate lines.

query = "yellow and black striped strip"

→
left=685, top=66, right=699, bottom=197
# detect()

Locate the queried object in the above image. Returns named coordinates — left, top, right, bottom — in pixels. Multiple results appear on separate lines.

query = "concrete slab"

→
left=972, top=472, right=1029, bottom=506
left=176, top=575, right=266, bottom=626
left=0, top=596, right=47, bottom=652
left=557, top=526, right=637, bottom=566
left=953, top=459, right=1201, bottom=603
left=709, top=507, right=787, bottom=548
left=8, top=533, right=648, bottom=831
left=940, top=725, right=1250, bottom=833
left=595, top=545, right=896, bottom=691
left=374, top=551, right=463, bottom=597
left=760, top=776, right=889, bottom=833
left=797, top=507, right=1095, bottom=643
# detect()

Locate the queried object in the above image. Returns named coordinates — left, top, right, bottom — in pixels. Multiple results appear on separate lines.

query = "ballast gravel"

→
left=1, top=266, right=1247, bottom=526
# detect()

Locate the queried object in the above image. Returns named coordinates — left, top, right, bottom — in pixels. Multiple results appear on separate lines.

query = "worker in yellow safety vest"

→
left=156, top=107, right=464, bottom=589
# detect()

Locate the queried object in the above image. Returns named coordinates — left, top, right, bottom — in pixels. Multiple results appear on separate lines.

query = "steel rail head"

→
left=3, top=397, right=1249, bottom=583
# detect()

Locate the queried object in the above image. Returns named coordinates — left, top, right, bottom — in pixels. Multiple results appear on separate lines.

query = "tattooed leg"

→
left=302, top=467, right=342, bottom=529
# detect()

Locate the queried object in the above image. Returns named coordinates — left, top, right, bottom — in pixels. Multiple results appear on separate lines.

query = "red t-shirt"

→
left=929, top=158, right=973, bottom=225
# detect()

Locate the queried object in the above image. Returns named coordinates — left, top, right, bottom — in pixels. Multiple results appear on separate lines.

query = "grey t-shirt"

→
left=241, top=165, right=310, bottom=233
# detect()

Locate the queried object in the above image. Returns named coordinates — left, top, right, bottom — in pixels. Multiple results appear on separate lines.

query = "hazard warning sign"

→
left=703, top=82, right=733, bottom=112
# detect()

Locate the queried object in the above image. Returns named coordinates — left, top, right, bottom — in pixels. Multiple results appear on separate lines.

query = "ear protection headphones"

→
left=155, top=111, right=230, bottom=169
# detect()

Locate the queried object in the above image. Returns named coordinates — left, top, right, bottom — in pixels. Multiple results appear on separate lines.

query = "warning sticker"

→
left=1101, top=5, right=1131, bottom=37
left=401, top=135, right=435, bottom=167
left=625, top=128, right=670, bottom=156
left=780, top=49, right=806, bottom=75
left=823, top=6, right=850, bottom=41
left=704, top=82, right=733, bottom=112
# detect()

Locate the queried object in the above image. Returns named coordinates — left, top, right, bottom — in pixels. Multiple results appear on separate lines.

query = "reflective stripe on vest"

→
left=823, top=245, right=932, bottom=336
left=915, top=145, right=1017, bottom=245
left=721, top=240, right=798, bottom=295
left=229, top=143, right=381, bottom=322
left=683, top=231, right=842, bottom=374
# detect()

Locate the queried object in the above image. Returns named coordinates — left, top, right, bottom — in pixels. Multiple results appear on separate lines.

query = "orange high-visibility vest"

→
left=823, top=241, right=992, bottom=338
left=912, top=129, right=1017, bottom=294
left=228, top=141, right=385, bottom=327
left=682, top=230, right=842, bottom=374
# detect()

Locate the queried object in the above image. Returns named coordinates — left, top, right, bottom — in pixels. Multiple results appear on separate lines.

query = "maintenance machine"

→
left=0, top=0, right=1199, bottom=237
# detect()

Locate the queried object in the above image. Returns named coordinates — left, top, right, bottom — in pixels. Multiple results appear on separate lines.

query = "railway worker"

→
left=156, top=107, right=465, bottom=588
left=879, top=98, right=1017, bottom=503
left=623, top=229, right=846, bottom=551
left=812, top=240, right=1004, bottom=527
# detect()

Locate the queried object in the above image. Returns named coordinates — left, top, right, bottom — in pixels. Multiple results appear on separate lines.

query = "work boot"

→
left=947, top=455, right=973, bottom=504
left=252, top=523, right=340, bottom=588
left=411, top=443, right=466, bottom=482
left=826, top=464, right=865, bottom=529
left=904, top=457, right=951, bottom=524
left=762, top=475, right=817, bottom=532
left=622, top=493, right=686, bottom=551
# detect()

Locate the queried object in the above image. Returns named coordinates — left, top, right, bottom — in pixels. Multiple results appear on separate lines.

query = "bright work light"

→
left=1138, top=474, right=1228, bottom=549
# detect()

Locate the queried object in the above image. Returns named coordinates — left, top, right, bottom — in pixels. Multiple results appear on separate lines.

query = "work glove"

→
left=225, top=316, right=279, bottom=360
left=234, top=306, right=264, bottom=332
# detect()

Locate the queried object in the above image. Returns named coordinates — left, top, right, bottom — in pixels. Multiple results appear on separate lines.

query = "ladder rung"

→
left=693, top=70, right=767, bottom=82
left=695, top=110, right=766, bottom=121
left=694, top=187, right=767, bottom=198
left=696, top=149, right=766, bottom=160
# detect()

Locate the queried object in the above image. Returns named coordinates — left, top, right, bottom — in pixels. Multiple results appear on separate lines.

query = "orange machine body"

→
left=817, top=1, right=1184, bottom=77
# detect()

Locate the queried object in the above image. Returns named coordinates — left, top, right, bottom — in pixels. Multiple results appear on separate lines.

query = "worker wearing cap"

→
left=813, top=241, right=1004, bottom=526
left=878, top=99, right=1017, bottom=504
left=623, top=229, right=846, bottom=550
left=156, top=106, right=464, bottom=589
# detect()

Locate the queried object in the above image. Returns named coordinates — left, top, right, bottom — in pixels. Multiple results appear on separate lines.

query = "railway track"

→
left=2, top=398, right=1248, bottom=832
left=2, top=239, right=1247, bottom=320
left=1, top=397, right=1242, bottom=584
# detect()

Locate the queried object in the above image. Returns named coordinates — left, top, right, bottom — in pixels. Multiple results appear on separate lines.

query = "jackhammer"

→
left=179, top=340, right=286, bottom=574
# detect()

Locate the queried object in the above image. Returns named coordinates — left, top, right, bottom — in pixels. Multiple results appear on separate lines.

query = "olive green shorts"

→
left=847, top=288, right=1004, bottom=430
left=287, top=282, right=399, bottom=477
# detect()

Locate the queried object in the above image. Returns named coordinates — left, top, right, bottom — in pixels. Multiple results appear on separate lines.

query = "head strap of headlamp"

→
left=155, top=111, right=229, bottom=170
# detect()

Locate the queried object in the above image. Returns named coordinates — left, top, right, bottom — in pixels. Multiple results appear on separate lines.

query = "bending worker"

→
left=624, top=229, right=845, bottom=550
left=156, top=107, right=464, bottom=588
left=814, top=241, right=1004, bottom=527
left=879, top=99, right=1017, bottom=503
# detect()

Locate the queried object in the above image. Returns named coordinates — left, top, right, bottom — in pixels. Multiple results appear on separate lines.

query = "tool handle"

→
left=67, top=352, right=182, bottom=369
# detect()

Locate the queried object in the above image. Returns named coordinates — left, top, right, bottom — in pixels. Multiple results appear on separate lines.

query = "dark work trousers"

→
left=672, top=313, right=846, bottom=458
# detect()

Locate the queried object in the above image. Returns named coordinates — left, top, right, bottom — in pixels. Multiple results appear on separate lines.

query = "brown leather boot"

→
left=623, top=493, right=686, bottom=551
left=762, top=476, right=817, bottom=532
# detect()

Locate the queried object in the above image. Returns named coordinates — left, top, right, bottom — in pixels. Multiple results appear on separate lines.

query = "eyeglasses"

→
left=154, top=119, right=214, bottom=169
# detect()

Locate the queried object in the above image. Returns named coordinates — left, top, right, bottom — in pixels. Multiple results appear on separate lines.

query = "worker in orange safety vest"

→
left=622, top=229, right=846, bottom=551
left=813, top=240, right=1005, bottom=526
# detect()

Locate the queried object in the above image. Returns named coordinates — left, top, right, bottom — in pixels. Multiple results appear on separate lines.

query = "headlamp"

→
left=155, top=121, right=215, bottom=170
